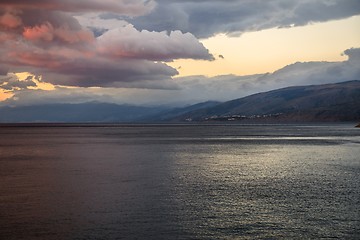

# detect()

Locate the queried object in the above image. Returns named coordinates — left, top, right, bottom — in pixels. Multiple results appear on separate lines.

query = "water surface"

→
left=0, top=124, right=359, bottom=239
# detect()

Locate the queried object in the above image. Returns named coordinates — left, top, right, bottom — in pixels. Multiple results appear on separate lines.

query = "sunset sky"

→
left=0, top=0, right=359, bottom=106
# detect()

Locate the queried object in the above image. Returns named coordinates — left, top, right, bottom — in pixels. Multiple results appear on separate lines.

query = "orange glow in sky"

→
left=0, top=72, right=56, bottom=101
left=0, top=90, right=12, bottom=101
left=16, top=72, right=55, bottom=91
left=169, top=16, right=360, bottom=77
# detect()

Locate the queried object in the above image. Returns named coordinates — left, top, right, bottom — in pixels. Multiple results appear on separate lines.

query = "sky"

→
left=0, top=0, right=359, bottom=106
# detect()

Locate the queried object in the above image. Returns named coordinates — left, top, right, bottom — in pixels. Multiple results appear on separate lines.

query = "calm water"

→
left=0, top=124, right=359, bottom=239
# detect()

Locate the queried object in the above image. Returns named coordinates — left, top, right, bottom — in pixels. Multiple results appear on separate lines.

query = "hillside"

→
left=142, top=101, right=221, bottom=122
left=166, top=80, right=360, bottom=122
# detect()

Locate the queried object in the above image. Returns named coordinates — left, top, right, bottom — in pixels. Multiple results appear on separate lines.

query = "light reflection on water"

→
left=0, top=124, right=359, bottom=239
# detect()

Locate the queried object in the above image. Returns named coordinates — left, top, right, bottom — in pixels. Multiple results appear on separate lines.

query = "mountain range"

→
left=165, top=80, right=360, bottom=122
left=0, top=80, right=359, bottom=123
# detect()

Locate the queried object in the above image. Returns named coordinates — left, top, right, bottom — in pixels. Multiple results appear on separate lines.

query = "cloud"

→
left=97, top=26, right=214, bottom=61
left=260, top=48, right=360, bottom=86
left=22, top=22, right=94, bottom=44
left=0, top=86, right=180, bottom=107
left=0, top=74, right=37, bottom=91
left=0, top=11, right=22, bottom=28
left=129, top=0, right=360, bottom=38
left=0, top=0, right=213, bottom=89
left=0, top=0, right=156, bottom=16
left=344, top=47, right=360, bottom=63
left=1, top=1, right=359, bottom=106
left=4, top=48, right=359, bottom=107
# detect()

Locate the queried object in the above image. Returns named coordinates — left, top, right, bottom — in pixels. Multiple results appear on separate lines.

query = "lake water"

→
left=0, top=124, right=359, bottom=239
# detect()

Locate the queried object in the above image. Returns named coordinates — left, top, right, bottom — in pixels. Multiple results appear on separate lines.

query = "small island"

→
left=356, top=123, right=360, bottom=128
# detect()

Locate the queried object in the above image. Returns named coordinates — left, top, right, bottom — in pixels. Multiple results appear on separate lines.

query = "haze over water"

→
left=0, top=124, right=359, bottom=239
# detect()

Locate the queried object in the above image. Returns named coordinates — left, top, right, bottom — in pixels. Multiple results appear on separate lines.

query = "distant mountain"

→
left=1, top=81, right=359, bottom=123
left=0, top=101, right=218, bottom=123
left=142, top=101, right=221, bottom=122
left=166, top=80, right=360, bottom=122
left=0, top=102, right=167, bottom=123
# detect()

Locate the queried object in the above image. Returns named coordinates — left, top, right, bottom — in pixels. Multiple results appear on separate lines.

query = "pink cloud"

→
left=0, top=11, right=22, bottom=29
left=54, top=25, right=94, bottom=44
left=0, top=0, right=213, bottom=89
left=0, top=0, right=156, bottom=16
left=23, top=23, right=54, bottom=42
left=23, top=22, right=94, bottom=44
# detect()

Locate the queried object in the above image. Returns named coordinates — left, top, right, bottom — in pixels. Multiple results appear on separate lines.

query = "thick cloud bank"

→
left=0, top=0, right=156, bottom=16
left=130, top=0, right=360, bottom=38
left=0, top=0, right=212, bottom=89
left=1, top=0, right=359, bottom=106
left=3, top=48, right=360, bottom=107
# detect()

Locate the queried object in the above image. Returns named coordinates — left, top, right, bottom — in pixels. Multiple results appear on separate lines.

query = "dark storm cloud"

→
left=130, top=0, right=360, bottom=38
